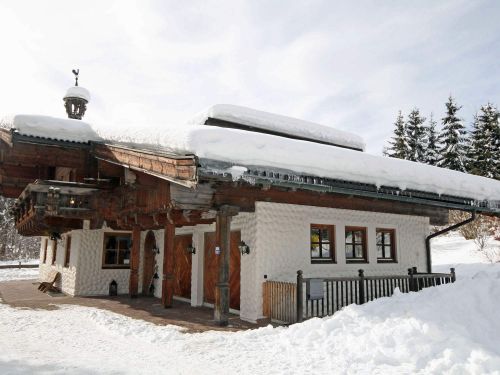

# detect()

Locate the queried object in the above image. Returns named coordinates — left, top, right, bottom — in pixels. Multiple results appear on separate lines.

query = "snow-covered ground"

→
left=0, top=235, right=499, bottom=374
left=0, top=259, right=39, bottom=282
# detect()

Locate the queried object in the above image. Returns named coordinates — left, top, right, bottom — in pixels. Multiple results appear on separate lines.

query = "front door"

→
left=204, top=231, right=241, bottom=310
left=173, top=234, right=193, bottom=299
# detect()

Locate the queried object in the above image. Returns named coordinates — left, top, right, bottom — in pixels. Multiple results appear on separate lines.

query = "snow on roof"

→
left=151, top=126, right=500, bottom=201
left=187, top=104, right=366, bottom=151
left=64, top=86, right=91, bottom=102
left=1, top=114, right=101, bottom=144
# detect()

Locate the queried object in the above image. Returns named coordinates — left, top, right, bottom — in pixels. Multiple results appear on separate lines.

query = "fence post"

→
left=450, top=267, right=456, bottom=283
left=358, top=269, right=365, bottom=304
left=408, top=268, right=415, bottom=292
left=296, top=270, right=303, bottom=323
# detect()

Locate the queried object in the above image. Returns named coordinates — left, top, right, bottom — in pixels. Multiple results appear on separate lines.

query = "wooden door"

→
left=173, top=234, right=192, bottom=299
left=204, top=231, right=241, bottom=310
left=142, top=231, right=157, bottom=295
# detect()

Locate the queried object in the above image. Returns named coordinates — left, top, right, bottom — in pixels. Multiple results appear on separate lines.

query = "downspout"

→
left=425, top=211, right=476, bottom=273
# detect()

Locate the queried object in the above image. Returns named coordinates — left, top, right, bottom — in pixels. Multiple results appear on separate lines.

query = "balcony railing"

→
left=12, top=180, right=101, bottom=235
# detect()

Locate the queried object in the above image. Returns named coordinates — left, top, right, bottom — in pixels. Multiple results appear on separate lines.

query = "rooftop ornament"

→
left=63, top=69, right=91, bottom=120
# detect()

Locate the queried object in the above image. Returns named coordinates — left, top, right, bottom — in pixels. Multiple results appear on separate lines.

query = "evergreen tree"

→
left=437, top=96, right=467, bottom=171
left=385, top=111, right=409, bottom=159
left=468, top=103, right=500, bottom=179
left=426, top=113, right=439, bottom=165
left=406, top=108, right=426, bottom=162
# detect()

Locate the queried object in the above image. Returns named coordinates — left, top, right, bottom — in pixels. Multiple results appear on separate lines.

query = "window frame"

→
left=344, top=226, right=368, bottom=263
left=102, top=232, right=132, bottom=269
left=64, top=236, right=72, bottom=268
left=376, top=228, right=397, bottom=263
left=310, top=224, right=336, bottom=264
left=51, top=239, right=57, bottom=265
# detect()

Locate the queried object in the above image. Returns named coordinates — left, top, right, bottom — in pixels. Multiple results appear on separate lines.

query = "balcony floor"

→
left=0, top=279, right=270, bottom=333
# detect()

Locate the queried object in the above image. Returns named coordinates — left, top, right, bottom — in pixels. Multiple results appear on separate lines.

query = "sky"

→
left=0, top=0, right=498, bottom=154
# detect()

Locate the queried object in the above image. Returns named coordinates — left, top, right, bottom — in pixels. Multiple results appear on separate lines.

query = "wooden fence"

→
left=263, top=267, right=455, bottom=324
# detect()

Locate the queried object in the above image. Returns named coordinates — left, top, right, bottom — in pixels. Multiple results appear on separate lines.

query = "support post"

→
left=129, top=226, right=140, bottom=298
left=162, top=221, right=175, bottom=307
left=296, top=270, right=303, bottom=323
left=408, top=268, right=415, bottom=292
left=214, top=208, right=232, bottom=326
left=358, top=269, right=365, bottom=304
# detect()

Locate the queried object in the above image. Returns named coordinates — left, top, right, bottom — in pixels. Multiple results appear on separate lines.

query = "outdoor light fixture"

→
left=239, top=241, right=250, bottom=255
left=69, top=196, right=76, bottom=207
left=152, top=246, right=160, bottom=254
left=186, top=244, right=196, bottom=254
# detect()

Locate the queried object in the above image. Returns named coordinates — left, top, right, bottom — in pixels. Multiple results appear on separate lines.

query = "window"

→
left=42, top=239, right=48, bottom=263
left=64, top=236, right=72, bottom=267
left=102, top=233, right=131, bottom=268
left=310, top=224, right=335, bottom=263
left=345, top=227, right=367, bottom=263
left=377, top=229, right=396, bottom=262
left=51, top=240, right=57, bottom=265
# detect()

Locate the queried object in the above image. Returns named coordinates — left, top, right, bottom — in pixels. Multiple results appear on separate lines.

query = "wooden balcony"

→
left=12, top=180, right=101, bottom=236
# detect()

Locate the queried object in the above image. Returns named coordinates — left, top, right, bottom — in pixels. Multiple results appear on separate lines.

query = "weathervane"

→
left=72, top=69, right=79, bottom=86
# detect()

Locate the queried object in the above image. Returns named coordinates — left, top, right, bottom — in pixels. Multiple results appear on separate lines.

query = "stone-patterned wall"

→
left=249, top=202, right=430, bottom=321
left=74, top=229, right=131, bottom=296
left=38, top=234, right=78, bottom=296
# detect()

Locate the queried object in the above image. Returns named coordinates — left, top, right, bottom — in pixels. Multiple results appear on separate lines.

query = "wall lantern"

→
left=152, top=245, right=160, bottom=254
left=239, top=241, right=250, bottom=255
left=186, top=244, right=196, bottom=255
left=69, top=196, right=76, bottom=207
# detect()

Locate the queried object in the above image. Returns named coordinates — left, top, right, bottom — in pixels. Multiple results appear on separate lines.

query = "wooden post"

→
left=129, top=226, right=141, bottom=298
left=162, top=221, right=175, bottom=307
left=450, top=267, right=456, bottom=283
left=214, top=208, right=232, bottom=326
left=408, top=268, right=415, bottom=292
left=296, top=270, right=303, bottom=323
left=358, top=269, right=365, bottom=304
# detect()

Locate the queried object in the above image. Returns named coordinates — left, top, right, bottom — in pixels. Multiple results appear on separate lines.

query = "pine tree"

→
left=468, top=103, right=500, bottom=179
left=426, top=113, right=439, bottom=165
left=437, top=96, right=467, bottom=171
left=385, top=111, right=409, bottom=159
left=406, top=108, right=426, bottom=162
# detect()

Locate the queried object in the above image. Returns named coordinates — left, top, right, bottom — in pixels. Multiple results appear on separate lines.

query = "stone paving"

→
left=0, top=279, right=270, bottom=333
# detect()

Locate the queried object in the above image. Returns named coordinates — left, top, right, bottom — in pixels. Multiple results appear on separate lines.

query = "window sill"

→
left=377, top=259, right=397, bottom=263
left=311, top=259, right=336, bottom=264
left=346, top=259, right=368, bottom=264
left=102, top=266, right=130, bottom=270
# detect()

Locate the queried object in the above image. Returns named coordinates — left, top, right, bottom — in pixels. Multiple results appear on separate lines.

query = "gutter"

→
left=425, top=211, right=476, bottom=273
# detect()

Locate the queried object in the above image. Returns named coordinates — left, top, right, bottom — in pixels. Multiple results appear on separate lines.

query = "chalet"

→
left=1, top=77, right=499, bottom=325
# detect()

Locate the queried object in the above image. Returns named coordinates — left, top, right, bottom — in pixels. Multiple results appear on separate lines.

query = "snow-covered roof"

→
left=63, top=86, right=91, bottom=102
left=187, top=104, right=366, bottom=151
left=0, top=114, right=101, bottom=144
left=145, top=126, right=500, bottom=202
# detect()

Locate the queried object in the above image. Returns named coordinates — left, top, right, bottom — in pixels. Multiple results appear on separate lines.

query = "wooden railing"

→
left=262, top=267, right=456, bottom=324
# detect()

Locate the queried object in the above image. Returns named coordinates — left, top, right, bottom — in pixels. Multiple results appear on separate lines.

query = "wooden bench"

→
left=38, top=270, right=60, bottom=293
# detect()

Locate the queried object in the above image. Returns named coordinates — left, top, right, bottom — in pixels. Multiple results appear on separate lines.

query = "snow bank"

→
left=1, top=265, right=500, bottom=374
left=0, top=114, right=101, bottom=143
left=188, top=104, right=366, bottom=151
left=0, top=268, right=38, bottom=282
left=63, top=86, right=91, bottom=102
left=133, top=125, right=500, bottom=201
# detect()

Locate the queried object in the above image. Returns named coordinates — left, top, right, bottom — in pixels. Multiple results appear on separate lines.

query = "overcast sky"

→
left=0, top=0, right=498, bottom=154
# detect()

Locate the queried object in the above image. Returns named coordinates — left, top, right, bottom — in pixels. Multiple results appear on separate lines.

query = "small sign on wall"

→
left=215, top=246, right=221, bottom=255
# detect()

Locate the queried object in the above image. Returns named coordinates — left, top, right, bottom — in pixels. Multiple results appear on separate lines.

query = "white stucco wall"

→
left=38, top=234, right=78, bottom=296
left=246, top=201, right=430, bottom=321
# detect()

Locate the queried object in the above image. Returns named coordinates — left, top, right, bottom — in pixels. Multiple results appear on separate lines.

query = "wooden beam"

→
left=214, top=205, right=238, bottom=326
left=162, top=221, right=175, bottom=307
left=129, top=226, right=141, bottom=297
